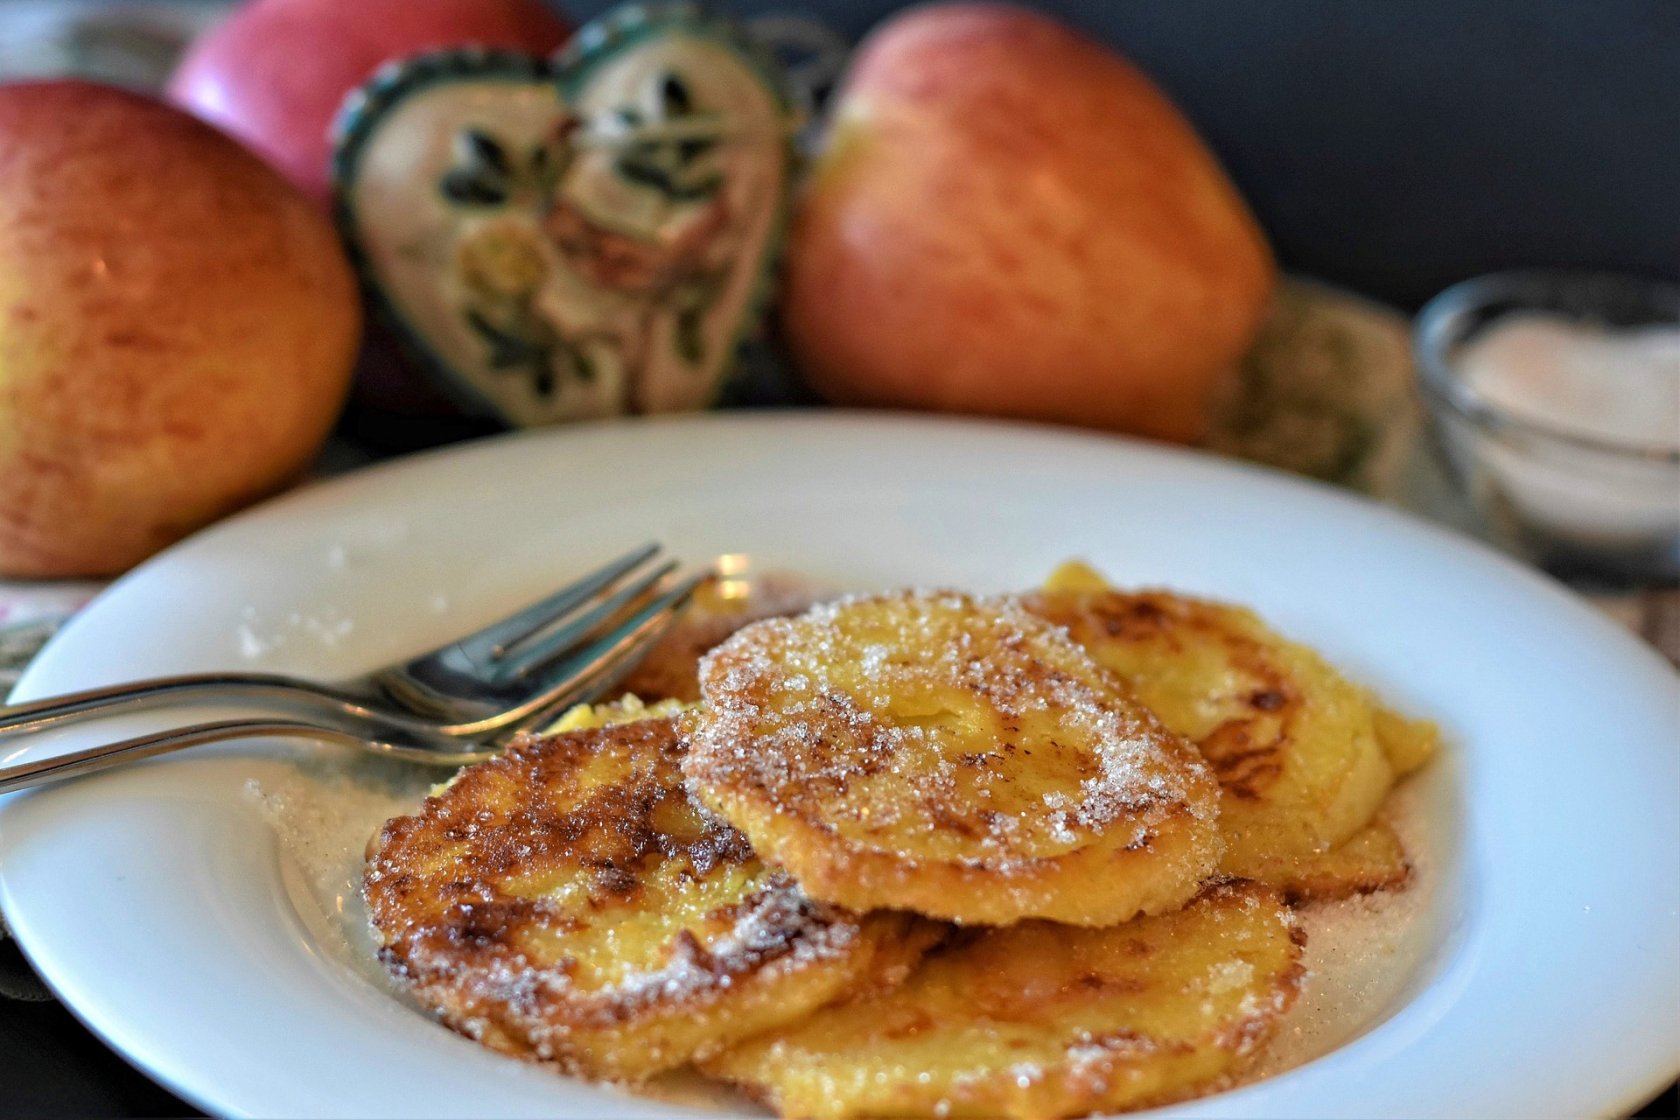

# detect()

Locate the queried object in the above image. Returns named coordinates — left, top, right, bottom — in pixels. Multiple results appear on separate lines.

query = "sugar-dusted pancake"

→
left=683, top=590, right=1224, bottom=926
left=1238, top=818, right=1411, bottom=902
left=1024, top=565, right=1418, bottom=892
left=365, top=715, right=938, bottom=1081
left=616, top=573, right=824, bottom=703
left=704, top=880, right=1305, bottom=1120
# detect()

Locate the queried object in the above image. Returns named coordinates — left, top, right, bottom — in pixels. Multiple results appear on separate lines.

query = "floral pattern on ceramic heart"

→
left=333, top=3, right=796, bottom=427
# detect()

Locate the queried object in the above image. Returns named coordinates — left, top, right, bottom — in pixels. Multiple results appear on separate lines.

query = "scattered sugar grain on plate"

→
left=236, top=624, right=274, bottom=660
left=242, top=756, right=437, bottom=993
left=1244, top=777, right=1437, bottom=1082
left=233, top=604, right=356, bottom=659
left=235, top=605, right=280, bottom=659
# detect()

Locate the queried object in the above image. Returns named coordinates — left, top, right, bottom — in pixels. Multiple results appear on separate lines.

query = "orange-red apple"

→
left=781, top=3, right=1276, bottom=443
left=168, top=0, right=571, bottom=207
left=0, top=82, right=361, bottom=578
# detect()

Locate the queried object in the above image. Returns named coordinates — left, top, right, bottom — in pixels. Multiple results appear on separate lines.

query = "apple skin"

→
left=168, top=0, right=571, bottom=207
left=781, top=3, right=1276, bottom=443
left=0, top=82, right=362, bottom=578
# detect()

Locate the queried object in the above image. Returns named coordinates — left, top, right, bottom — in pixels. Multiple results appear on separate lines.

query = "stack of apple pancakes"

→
left=366, top=567, right=1436, bottom=1120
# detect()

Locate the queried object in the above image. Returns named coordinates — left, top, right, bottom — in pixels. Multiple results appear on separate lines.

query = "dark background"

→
left=2, top=1, right=1677, bottom=1117
left=563, top=0, right=1680, bottom=311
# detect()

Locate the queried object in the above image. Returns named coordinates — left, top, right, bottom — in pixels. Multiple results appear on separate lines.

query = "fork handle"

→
left=0, top=719, right=368, bottom=795
left=0, top=673, right=375, bottom=739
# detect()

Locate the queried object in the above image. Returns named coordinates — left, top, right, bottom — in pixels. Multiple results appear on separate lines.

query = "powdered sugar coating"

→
left=684, top=590, right=1223, bottom=925
left=703, top=879, right=1306, bottom=1118
left=1021, top=583, right=1406, bottom=886
left=365, top=716, right=935, bottom=1080
left=616, top=571, right=830, bottom=703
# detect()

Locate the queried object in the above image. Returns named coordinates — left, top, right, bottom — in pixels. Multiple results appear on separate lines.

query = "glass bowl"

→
left=1413, top=270, right=1680, bottom=585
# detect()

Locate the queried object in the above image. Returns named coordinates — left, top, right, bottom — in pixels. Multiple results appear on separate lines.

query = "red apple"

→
left=168, top=0, right=571, bottom=207
left=781, top=3, right=1276, bottom=443
left=0, top=82, right=361, bottom=578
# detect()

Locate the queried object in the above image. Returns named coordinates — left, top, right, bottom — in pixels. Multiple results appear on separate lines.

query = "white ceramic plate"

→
left=1, top=414, right=1675, bottom=1119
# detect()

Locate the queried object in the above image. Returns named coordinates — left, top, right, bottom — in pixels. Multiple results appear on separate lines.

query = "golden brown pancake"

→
left=1024, top=567, right=1429, bottom=897
left=365, top=716, right=937, bottom=1081
left=704, top=880, right=1305, bottom=1120
left=616, top=573, right=823, bottom=703
left=683, top=590, right=1224, bottom=926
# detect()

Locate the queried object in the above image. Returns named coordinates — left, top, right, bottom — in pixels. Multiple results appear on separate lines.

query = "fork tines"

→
left=470, top=544, right=706, bottom=692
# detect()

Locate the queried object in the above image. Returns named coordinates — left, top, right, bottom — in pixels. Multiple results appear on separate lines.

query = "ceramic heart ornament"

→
left=332, top=3, right=797, bottom=426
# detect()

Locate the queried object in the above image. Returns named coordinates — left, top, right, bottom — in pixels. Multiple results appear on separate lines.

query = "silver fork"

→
left=0, top=715, right=524, bottom=795
left=0, top=543, right=702, bottom=743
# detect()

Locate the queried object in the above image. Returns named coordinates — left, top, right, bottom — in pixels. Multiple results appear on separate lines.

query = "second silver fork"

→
left=0, top=714, right=528, bottom=795
left=0, top=543, right=702, bottom=744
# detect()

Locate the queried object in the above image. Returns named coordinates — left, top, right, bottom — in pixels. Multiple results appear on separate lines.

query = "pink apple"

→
left=168, top=0, right=571, bottom=207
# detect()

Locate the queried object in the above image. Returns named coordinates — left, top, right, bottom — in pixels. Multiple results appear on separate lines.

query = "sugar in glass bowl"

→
left=1414, top=270, right=1680, bottom=584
